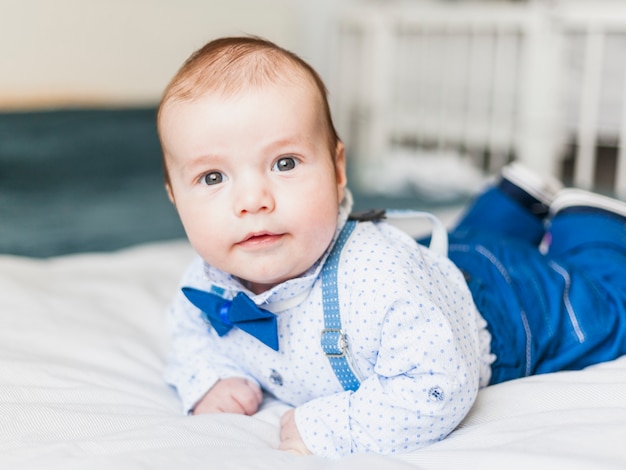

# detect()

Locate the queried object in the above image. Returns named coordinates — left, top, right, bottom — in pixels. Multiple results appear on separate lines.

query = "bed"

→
left=1, top=105, right=624, bottom=468
left=2, top=238, right=626, bottom=470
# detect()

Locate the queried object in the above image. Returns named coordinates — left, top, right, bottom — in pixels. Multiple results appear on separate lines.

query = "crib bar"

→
left=574, top=29, right=604, bottom=189
left=617, top=71, right=626, bottom=199
left=487, top=28, right=520, bottom=171
left=515, top=3, right=561, bottom=177
left=369, top=16, right=396, bottom=166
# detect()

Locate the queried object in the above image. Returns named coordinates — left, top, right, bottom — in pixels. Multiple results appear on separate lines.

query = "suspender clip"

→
left=321, top=328, right=347, bottom=357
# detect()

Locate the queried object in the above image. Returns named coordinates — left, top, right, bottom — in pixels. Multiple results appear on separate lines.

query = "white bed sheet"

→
left=1, top=240, right=625, bottom=470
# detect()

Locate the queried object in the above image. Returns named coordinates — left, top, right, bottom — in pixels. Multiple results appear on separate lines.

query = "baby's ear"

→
left=165, top=183, right=175, bottom=205
left=334, top=141, right=347, bottom=196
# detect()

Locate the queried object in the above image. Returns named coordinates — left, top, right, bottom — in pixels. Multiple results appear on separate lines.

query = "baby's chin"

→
left=236, top=268, right=312, bottom=295
left=234, top=275, right=282, bottom=295
left=241, top=280, right=274, bottom=295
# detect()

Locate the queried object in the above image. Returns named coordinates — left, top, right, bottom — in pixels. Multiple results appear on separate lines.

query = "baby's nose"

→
left=234, top=179, right=275, bottom=215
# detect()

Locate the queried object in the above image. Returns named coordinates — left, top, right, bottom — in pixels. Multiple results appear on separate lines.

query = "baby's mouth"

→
left=237, top=232, right=284, bottom=248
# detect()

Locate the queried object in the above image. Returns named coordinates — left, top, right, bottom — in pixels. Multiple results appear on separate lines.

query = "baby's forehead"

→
left=201, top=63, right=316, bottom=99
left=166, top=72, right=322, bottom=116
left=158, top=55, right=331, bottom=143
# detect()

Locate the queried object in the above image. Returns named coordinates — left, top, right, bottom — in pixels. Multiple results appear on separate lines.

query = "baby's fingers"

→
left=279, top=409, right=311, bottom=455
left=235, top=380, right=263, bottom=415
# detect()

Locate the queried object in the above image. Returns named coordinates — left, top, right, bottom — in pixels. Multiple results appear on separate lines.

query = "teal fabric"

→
left=0, top=108, right=185, bottom=257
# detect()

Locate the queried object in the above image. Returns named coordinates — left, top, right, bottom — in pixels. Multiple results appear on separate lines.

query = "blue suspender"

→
left=319, top=211, right=447, bottom=392
left=320, top=219, right=361, bottom=392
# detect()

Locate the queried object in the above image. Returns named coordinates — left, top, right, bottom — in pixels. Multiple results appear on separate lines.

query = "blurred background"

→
left=1, top=0, right=625, bottom=257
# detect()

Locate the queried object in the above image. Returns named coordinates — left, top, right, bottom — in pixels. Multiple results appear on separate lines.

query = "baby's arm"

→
left=290, top=254, right=482, bottom=457
left=192, top=377, right=263, bottom=415
left=164, top=275, right=262, bottom=414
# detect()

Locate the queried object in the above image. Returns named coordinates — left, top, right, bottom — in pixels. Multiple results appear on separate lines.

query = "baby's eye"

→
left=272, top=156, right=299, bottom=172
left=201, top=171, right=226, bottom=185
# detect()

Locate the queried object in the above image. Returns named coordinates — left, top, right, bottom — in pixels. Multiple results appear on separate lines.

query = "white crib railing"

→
left=331, top=1, right=626, bottom=199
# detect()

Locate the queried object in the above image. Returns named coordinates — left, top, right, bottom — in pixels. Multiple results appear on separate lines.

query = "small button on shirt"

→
left=164, top=201, right=493, bottom=458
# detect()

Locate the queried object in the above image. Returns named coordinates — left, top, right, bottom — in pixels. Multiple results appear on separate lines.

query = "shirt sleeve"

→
left=294, top=248, right=482, bottom=457
left=163, top=265, right=259, bottom=414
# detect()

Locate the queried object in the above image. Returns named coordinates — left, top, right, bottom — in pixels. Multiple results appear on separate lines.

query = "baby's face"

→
left=160, top=81, right=346, bottom=293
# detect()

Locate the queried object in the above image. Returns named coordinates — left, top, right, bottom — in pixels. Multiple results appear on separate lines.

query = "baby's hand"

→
left=192, top=377, right=263, bottom=415
left=279, top=409, right=312, bottom=455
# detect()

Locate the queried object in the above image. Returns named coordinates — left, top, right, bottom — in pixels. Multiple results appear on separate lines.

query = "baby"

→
left=158, top=36, right=626, bottom=458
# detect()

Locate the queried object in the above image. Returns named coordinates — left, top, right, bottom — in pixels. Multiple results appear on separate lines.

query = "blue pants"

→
left=447, top=187, right=626, bottom=384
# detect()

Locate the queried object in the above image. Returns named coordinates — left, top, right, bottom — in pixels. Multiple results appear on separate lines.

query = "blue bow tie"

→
left=182, top=287, right=279, bottom=351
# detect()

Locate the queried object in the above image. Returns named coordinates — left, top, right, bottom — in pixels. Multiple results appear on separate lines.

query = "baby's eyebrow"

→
left=262, top=136, right=314, bottom=154
left=181, top=154, right=224, bottom=173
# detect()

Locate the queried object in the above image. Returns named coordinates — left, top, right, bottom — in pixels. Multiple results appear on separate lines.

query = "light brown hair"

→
left=157, top=36, right=340, bottom=184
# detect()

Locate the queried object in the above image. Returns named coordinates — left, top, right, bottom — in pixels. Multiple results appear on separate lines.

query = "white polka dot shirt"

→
left=164, top=199, right=493, bottom=457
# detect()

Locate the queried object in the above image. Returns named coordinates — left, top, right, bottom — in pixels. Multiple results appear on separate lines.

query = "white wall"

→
left=0, top=0, right=300, bottom=109
left=292, top=0, right=361, bottom=88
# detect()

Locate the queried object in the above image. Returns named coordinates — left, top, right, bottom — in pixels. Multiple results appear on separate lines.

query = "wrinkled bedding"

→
left=1, top=240, right=625, bottom=470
